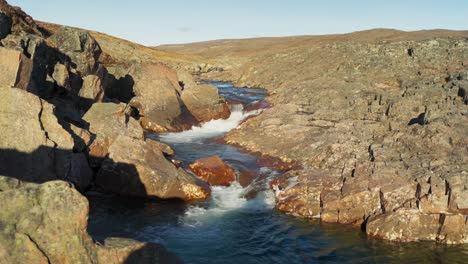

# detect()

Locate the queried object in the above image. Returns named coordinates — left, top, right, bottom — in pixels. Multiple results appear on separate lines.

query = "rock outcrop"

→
left=83, top=102, right=143, bottom=167
left=0, top=86, right=92, bottom=191
left=49, top=26, right=102, bottom=76
left=188, top=156, right=236, bottom=186
left=0, top=181, right=181, bottom=264
left=96, top=135, right=211, bottom=200
left=129, top=63, right=195, bottom=133
left=164, top=30, right=468, bottom=244
left=181, top=83, right=231, bottom=123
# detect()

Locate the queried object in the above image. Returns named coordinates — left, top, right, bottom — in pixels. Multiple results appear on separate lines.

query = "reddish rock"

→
left=189, top=156, right=236, bottom=186
left=237, top=168, right=257, bottom=187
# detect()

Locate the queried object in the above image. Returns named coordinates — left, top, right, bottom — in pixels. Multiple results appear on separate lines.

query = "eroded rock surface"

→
left=96, top=135, right=210, bottom=200
left=0, top=181, right=181, bottom=264
left=0, top=86, right=92, bottom=191
left=189, top=156, right=236, bottom=186
left=181, top=83, right=231, bottom=123
left=172, top=30, right=468, bottom=244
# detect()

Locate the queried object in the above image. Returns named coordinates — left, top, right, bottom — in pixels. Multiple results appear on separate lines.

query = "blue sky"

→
left=8, top=0, right=468, bottom=46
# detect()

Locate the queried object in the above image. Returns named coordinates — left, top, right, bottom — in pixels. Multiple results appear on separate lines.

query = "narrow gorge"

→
left=0, top=0, right=467, bottom=263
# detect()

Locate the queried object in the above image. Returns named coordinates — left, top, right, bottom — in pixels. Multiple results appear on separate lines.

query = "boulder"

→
left=78, top=74, right=105, bottom=109
left=0, top=11, right=11, bottom=39
left=96, top=135, right=211, bottom=200
left=0, top=181, right=181, bottom=263
left=97, top=238, right=182, bottom=264
left=0, top=86, right=92, bottom=191
left=181, top=84, right=231, bottom=123
left=82, top=102, right=143, bottom=166
left=0, top=47, right=34, bottom=90
left=129, top=63, right=195, bottom=133
left=188, top=156, right=236, bottom=186
left=51, top=63, right=71, bottom=91
left=49, top=26, right=102, bottom=76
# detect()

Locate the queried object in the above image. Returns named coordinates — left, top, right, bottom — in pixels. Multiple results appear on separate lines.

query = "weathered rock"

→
left=0, top=11, right=11, bottom=39
left=0, top=181, right=181, bottom=263
left=0, top=86, right=92, bottom=191
left=0, top=181, right=95, bottom=263
left=188, top=156, right=236, bottom=186
left=0, top=47, right=34, bottom=90
left=181, top=83, right=231, bottom=123
left=96, top=238, right=182, bottom=264
left=83, top=102, right=143, bottom=166
left=49, top=26, right=102, bottom=76
left=366, top=209, right=468, bottom=244
left=0, top=0, right=42, bottom=36
left=51, top=63, right=71, bottom=91
left=129, top=63, right=195, bottom=133
left=78, top=74, right=105, bottom=109
left=96, top=135, right=210, bottom=200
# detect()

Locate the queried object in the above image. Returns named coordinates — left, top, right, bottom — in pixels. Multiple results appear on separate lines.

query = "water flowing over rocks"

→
left=162, top=29, right=468, bottom=244
left=0, top=0, right=238, bottom=260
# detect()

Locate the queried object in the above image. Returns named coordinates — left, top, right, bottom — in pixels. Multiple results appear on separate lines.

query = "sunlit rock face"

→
left=189, top=156, right=236, bottom=187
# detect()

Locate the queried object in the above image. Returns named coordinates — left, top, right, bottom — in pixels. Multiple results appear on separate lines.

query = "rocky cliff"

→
left=161, top=29, right=468, bottom=244
left=0, top=0, right=232, bottom=262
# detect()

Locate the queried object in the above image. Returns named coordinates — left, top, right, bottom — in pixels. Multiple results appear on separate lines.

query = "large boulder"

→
left=49, top=26, right=102, bottom=76
left=0, top=47, right=34, bottom=90
left=82, top=102, right=143, bottom=166
left=0, top=86, right=92, bottom=191
left=188, top=156, right=236, bottom=186
left=78, top=74, right=105, bottom=109
left=0, top=181, right=181, bottom=263
left=181, top=83, right=231, bottom=123
left=129, top=63, right=195, bottom=133
left=96, top=135, right=211, bottom=200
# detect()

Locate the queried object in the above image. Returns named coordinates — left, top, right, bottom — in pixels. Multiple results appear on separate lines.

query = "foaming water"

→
left=88, top=81, right=468, bottom=264
left=158, top=104, right=262, bottom=144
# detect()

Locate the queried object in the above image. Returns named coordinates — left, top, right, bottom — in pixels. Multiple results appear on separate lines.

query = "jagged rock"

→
left=129, top=63, right=195, bottom=133
left=0, top=34, right=57, bottom=97
left=0, top=11, right=11, bottom=39
left=0, top=181, right=180, bottom=263
left=49, top=26, right=102, bottom=76
left=0, top=47, right=34, bottom=89
left=96, top=135, right=211, bottom=200
left=52, top=63, right=71, bottom=91
left=181, top=84, right=231, bottom=123
left=0, top=86, right=92, bottom=191
left=83, top=102, right=143, bottom=167
left=188, top=156, right=236, bottom=186
left=78, top=74, right=105, bottom=109
left=0, top=0, right=42, bottom=36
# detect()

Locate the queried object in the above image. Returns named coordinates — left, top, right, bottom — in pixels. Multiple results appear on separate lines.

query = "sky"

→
left=8, top=0, right=468, bottom=46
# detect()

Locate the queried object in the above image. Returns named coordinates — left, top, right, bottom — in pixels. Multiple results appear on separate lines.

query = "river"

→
left=87, top=81, right=468, bottom=263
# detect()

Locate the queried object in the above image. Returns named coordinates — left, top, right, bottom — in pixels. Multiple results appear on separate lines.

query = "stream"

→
left=88, top=81, right=468, bottom=263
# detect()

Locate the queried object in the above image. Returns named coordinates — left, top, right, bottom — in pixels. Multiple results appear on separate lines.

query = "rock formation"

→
left=163, top=29, right=468, bottom=244
left=189, top=156, right=236, bottom=186
left=0, top=181, right=181, bottom=263
left=96, top=135, right=211, bottom=200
